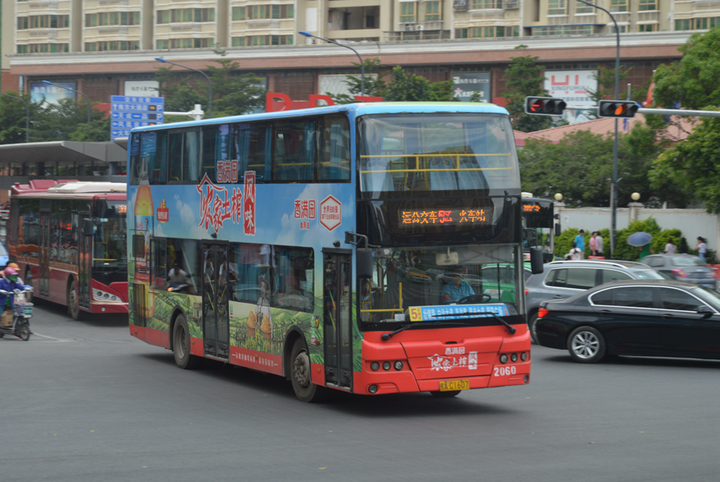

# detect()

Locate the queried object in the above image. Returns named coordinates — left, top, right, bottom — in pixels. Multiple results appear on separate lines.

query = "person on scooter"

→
left=0, top=267, right=31, bottom=315
left=1, top=263, right=24, bottom=285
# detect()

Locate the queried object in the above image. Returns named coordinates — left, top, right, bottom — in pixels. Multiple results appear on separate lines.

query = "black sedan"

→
left=535, top=279, right=720, bottom=363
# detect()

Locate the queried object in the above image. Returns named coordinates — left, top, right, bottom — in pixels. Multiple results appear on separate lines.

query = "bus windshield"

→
left=362, top=244, right=522, bottom=323
left=93, top=200, right=127, bottom=269
left=358, top=113, right=520, bottom=194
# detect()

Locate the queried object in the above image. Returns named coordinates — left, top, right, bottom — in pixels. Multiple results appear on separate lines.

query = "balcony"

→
left=503, top=0, right=519, bottom=8
left=170, top=23, right=204, bottom=32
left=385, top=29, right=451, bottom=42
left=470, top=9, right=505, bottom=20
left=247, top=19, right=281, bottom=29
left=28, top=0, right=59, bottom=9
left=99, top=0, right=130, bottom=5
left=692, top=0, right=720, bottom=9
left=453, top=0, right=468, bottom=10
left=637, top=11, right=659, bottom=22
left=29, top=29, right=58, bottom=39
left=98, top=27, right=130, bottom=35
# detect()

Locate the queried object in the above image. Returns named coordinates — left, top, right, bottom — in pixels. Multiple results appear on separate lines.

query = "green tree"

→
left=30, top=97, right=108, bottom=142
left=520, top=121, right=679, bottom=207
left=156, top=49, right=265, bottom=119
left=653, top=27, right=720, bottom=110
left=0, top=91, right=32, bottom=143
left=327, top=58, right=388, bottom=104
left=502, top=46, right=551, bottom=132
left=383, top=66, right=455, bottom=102
left=649, top=113, right=720, bottom=212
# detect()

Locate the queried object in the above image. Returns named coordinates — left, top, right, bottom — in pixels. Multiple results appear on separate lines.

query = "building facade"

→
left=2, top=0, right=717, bottom=107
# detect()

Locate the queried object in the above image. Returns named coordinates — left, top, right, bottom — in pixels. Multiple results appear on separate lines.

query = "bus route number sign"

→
left=523, top=203, right=541, bottom=212
left=399, top=208, right=491, bottom=227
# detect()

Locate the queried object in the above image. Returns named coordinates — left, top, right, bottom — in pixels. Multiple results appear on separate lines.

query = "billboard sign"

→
left=452, top=73, right=491, bottom=103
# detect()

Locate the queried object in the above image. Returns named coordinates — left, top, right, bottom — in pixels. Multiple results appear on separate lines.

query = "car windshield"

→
left=630, top=269, right=668, bottom=280
left=672, top=257, right=707, bottom=267
left=691, top=285, right=720, bottom=310
left=362, top=244, right=523, bottom=323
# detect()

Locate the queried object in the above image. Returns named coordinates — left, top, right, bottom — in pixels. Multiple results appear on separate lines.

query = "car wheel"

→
left=527, top=311, right=539, bottom=344
left=567, top=326, right=606, bottom=363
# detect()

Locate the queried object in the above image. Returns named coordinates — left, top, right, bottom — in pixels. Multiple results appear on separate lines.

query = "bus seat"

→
left=458, top=156, right=489, bottom=190
left=428, top=157, right=458, bottom=191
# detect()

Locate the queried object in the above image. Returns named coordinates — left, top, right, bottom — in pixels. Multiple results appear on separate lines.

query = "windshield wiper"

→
left=381, top=321, right=471, bottom=341
left=432, top=311, right=516, bottom=335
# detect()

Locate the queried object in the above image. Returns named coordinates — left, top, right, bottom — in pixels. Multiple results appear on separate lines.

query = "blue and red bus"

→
left=8, top=180, right=128, bottom=319
left=127, top=102, right=537, bottom=401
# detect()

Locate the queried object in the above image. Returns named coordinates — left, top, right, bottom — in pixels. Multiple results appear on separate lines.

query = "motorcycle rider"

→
left=0, top=267, right=31, bottom=319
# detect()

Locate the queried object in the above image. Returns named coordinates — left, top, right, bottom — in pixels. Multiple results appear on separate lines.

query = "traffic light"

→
left=524, top=96, right=567, bottom=115
left=598, top=100, right=640, bottom=118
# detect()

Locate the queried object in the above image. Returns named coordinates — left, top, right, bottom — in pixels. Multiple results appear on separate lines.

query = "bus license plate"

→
left=439, top=379, right=469, bottom=392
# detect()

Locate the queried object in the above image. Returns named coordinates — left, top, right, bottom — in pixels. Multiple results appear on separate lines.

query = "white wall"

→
left=555, top=205, right=719, bottom=251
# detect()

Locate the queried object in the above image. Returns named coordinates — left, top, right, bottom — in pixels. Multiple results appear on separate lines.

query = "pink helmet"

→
left=4, top=267, right=16, bottom=276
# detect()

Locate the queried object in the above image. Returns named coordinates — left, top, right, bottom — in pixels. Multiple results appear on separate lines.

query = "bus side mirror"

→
left=357, top=248, right=373, bottom=279
left=83, top=220, right=95, bottom=236
left=555, top=224, right=561, bottom=237
left=530, top=247, right=544, bottom=274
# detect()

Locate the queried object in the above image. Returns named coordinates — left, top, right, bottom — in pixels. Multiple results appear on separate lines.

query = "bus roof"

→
left=130, top=102, right=510, bottom=133
left=12, top=180, right=126, bottom=196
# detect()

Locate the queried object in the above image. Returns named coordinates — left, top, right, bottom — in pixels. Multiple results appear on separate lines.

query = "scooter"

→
left=0, top=288, right=34, bottom=341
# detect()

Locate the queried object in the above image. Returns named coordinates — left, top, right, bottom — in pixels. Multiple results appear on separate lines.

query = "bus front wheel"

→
left=172, top=314, right=202, bottom=369
left=290, top=338, right=327, bottom=403
left=68, top=280, right=82, bottom=321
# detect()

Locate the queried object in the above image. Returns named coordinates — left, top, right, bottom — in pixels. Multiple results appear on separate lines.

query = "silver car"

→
left=640, top=254, right=716, bottom=290
left=525, top=260, right=667, bottom=342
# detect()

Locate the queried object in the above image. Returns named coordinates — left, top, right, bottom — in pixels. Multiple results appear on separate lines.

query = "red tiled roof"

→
left=514, top=114, right=695, bottom=146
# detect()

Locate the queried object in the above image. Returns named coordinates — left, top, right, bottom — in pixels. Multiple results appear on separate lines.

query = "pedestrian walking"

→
left=566, top=242, right=583, bottom=260
left=663, top=238, right=677, bottom=254
left=574, top=230, right=585, bottom=259
left=679, top=237, right=689, bottom=254
left=696, top=237, right=707, bottom=262
left=589, top=232, right=598, bottom=257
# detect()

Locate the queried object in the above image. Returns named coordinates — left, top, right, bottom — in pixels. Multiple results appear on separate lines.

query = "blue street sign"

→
left=110, top=96, right=164, bottom=140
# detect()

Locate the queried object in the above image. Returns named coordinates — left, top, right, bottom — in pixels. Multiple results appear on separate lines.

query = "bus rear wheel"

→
left=172, top=314, right=202, bottom=369
left=290, top=338, right=327, bottom=403
left=68, top=280, right=83, bottom=321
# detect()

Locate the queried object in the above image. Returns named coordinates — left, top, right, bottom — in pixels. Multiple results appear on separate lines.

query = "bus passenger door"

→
left=38, top=212, right=50, bottom=298
left=322, top=250, right=353, bottom=391
left=201, top=243, right=230, bottom=359
left=78, top=217, right=92, bottom=311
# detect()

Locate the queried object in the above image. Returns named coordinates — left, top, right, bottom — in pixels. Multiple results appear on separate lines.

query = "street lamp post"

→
left=576, top=0, right=620, bottom=258
left=41, top=80, right=92, bottom=124
left=299, top=31, right=365, bottom=97
left=0, top=92, right=29, bottom=143
left=155, top=58, right=212, bottom=117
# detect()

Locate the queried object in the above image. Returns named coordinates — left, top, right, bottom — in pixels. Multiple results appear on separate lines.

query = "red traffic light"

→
left=525, top=97, right=567, bottom=115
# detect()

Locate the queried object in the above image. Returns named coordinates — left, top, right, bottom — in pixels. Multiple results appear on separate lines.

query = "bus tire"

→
left=172, top=314, right=202, bottom=369
left=290, top=338, right=327, bottom=403
left=430, top=390, right=461, bottom=398
left=68, top=280, right=83, bottom=321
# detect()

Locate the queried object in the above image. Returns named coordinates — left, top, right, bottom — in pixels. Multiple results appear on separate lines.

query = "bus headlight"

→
left=370, top=362, right=380, bottom=371
left=499, top=354, right=508, bottom=364
left=92, top=288, right=121, bottom=303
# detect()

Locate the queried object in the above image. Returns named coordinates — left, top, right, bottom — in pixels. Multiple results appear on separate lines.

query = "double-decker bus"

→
left=127, top=102, right=540, bottom=402
left=521, top=194, right=556, bottom=263
left=8, top=180, right=128, bottom=319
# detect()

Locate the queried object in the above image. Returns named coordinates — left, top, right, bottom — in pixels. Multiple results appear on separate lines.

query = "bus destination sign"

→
left=400, top=208, right=492, bottom=227
left=523, top=203, right=542, bottom=212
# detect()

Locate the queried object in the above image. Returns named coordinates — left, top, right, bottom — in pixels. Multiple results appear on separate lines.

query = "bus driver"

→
left=441, top=266, right=475, bottom=303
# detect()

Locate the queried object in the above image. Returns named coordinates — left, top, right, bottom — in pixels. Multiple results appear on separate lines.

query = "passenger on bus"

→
left=441, top=266, right=475, bottom=303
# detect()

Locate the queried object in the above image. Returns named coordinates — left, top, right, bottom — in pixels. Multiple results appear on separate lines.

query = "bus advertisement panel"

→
left=8, top=180, right=128, bottom=319
left=127, top=103, right=532, bottom=402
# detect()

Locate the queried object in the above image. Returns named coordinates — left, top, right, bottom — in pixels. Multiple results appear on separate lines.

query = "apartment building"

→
left=2, top=0, right=715, bottom=107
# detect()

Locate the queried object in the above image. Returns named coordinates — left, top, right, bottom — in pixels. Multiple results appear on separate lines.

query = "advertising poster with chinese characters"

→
left=544, top=70, right=597, bottom=124
left=127, top=170, right=361, bottom=372
left=452, top=72, right=491, bottom=103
